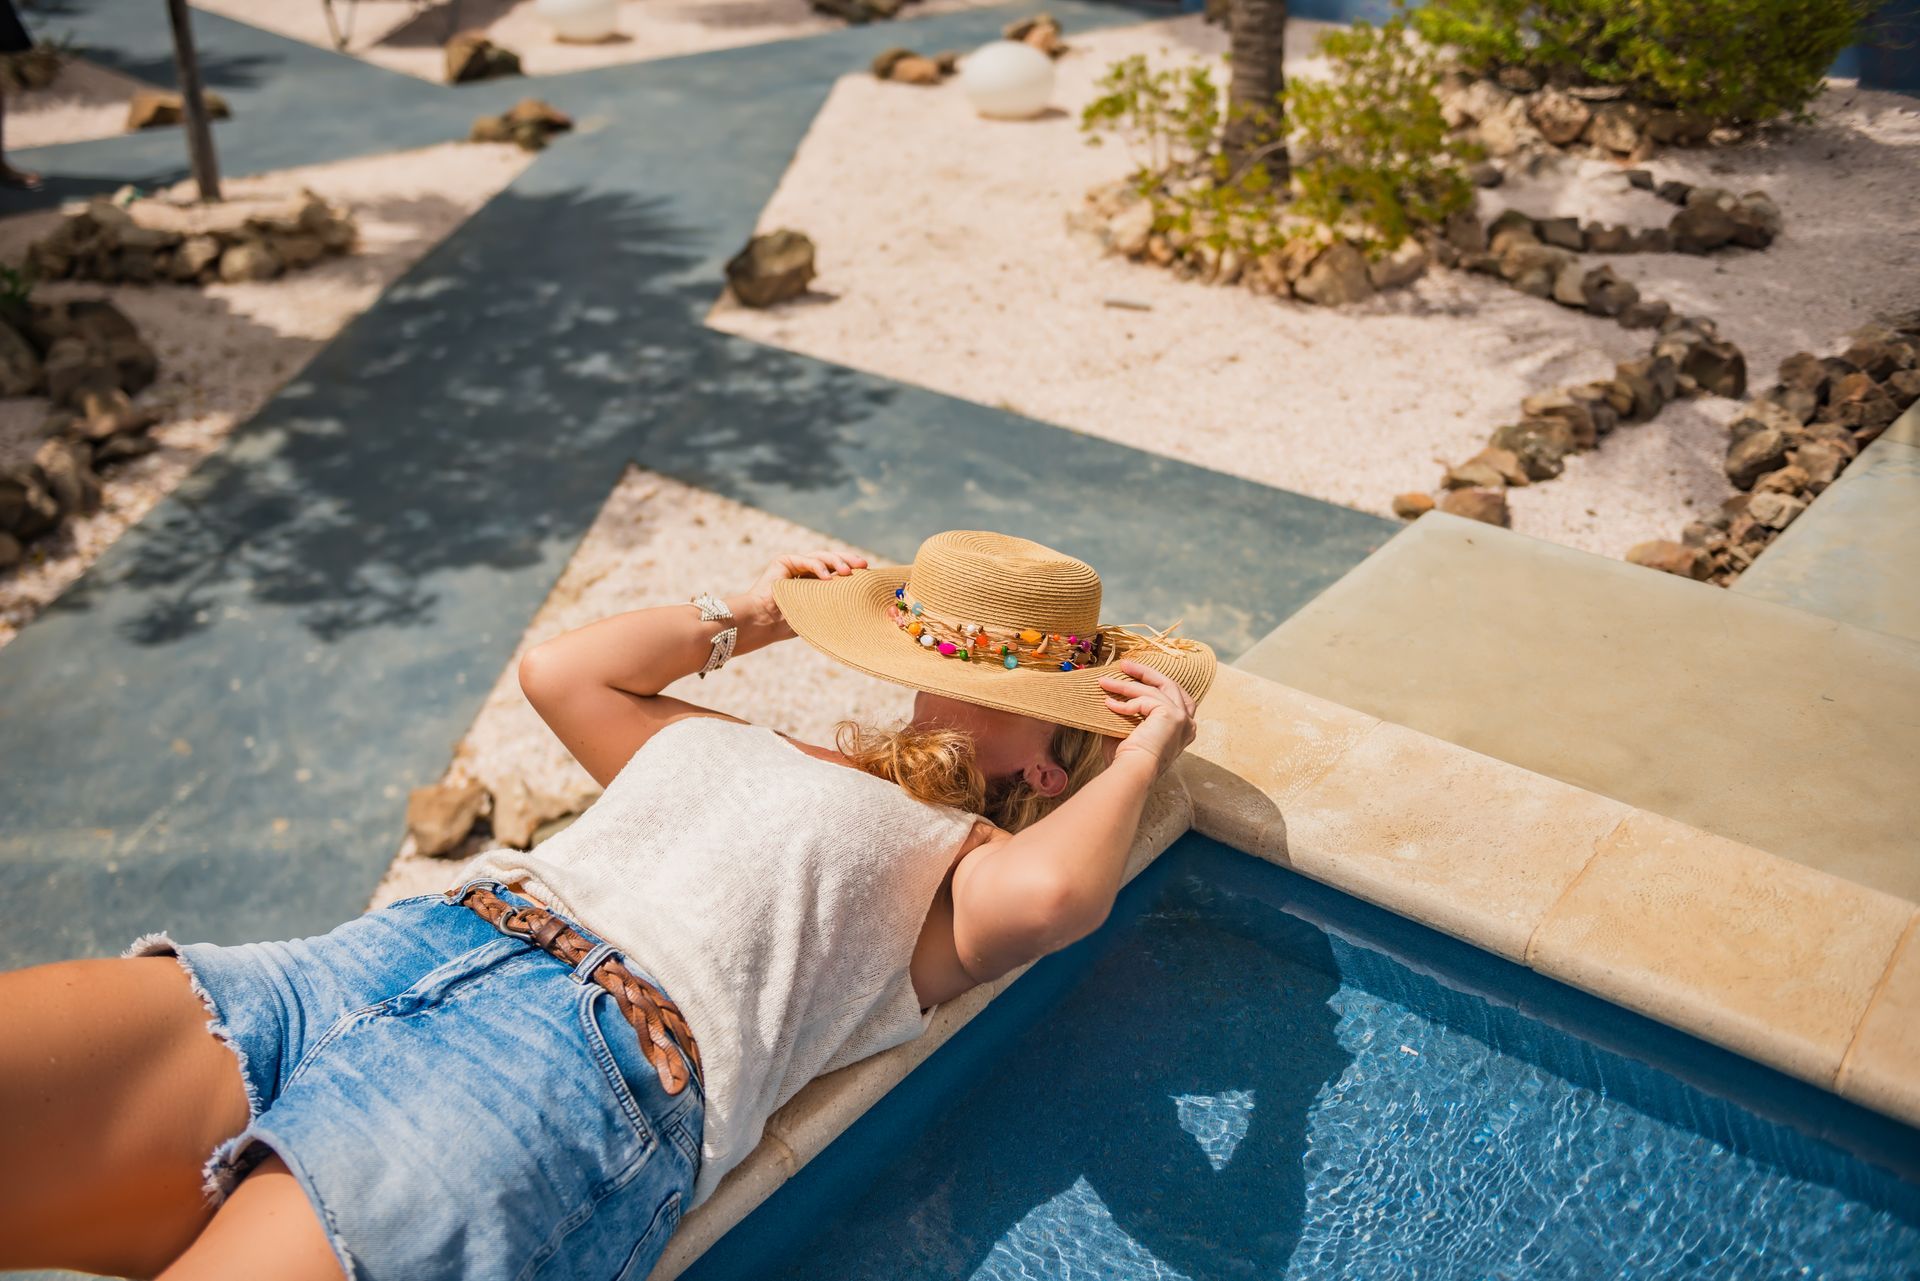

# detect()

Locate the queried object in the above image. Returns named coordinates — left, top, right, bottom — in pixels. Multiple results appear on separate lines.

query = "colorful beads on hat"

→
left=958, top=649, right=970, bottom=661
left=920, top=633, right=936, bottom=648
left=937, top=642, right=957, bottom=656
left=1060, top=661, right=1077, bottom=672
left=1003, top=654, right=1018, bottom=669
left=1019, top=629, right=1042, bottom=645
left=895, top=586, right=905, bottom=599
left=907, top=621, right=923, bottom=637
left=911, top=602, right=923, bottom=616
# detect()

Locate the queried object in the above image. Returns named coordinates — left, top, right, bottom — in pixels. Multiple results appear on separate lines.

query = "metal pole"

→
left=164, top=0, right=222, bottom=202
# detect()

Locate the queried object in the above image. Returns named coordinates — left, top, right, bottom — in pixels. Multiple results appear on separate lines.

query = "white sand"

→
left=368, top=470, right=908, bottom=907
left=194, top=0, right=1005, bottom=80
left=709, top=14, right=1920, bottom=558
left=7, top=58, right=161, bottom=151
left=0, top=139, right=533, bottom=646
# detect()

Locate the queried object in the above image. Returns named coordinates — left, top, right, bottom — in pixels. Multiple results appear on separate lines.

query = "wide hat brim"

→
left=774, top=566, right=1216, bottom=738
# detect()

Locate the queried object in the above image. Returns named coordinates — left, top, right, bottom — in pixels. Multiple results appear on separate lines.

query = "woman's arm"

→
left=518, top=550, right=867, bottom=787
left=944, top=660, right=1197, bottom=984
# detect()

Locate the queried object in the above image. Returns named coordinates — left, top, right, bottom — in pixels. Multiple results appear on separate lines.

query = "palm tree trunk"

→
left=1224, top=0, right=1289, bottom=185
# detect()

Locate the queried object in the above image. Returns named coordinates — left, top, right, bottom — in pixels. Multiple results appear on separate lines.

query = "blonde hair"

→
left=833, top=717, right=1110, bottom=833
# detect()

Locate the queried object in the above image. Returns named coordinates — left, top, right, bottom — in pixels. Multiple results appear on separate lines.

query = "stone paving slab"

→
left=1236, top=511, right=1920, bottom=902
left=0, top=0, right=1391, bottom=970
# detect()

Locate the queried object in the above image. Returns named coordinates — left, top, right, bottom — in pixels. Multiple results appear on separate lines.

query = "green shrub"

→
left=1288, top=14, right=1478, bottom=248
left=1413, top=0, right=1875, bottom=123
left=1080, top=13, right=1474, bottom=258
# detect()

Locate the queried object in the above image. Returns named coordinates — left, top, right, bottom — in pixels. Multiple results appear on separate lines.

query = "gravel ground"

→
left=708, top=13, right=1920, bottom=558
left=194, top=0, right=1006, bottom=80
left=0, top=140, right=534, bottom=646
left=367, top=469, right=909, bottom=908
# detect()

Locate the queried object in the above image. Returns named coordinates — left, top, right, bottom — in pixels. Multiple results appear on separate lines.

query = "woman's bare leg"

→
left=157, top=1154, right=346, bottom=1281
left=0, top=954, right=252, bottom=1277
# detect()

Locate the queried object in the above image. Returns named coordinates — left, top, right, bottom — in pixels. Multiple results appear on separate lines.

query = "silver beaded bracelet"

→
left=690, top=592, right=737, bottom=679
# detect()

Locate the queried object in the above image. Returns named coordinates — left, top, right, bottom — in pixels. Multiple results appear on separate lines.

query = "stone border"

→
left=1175, top=664, right=1920, bottom=1128
left=645, top=772, right=1194, bottom=1281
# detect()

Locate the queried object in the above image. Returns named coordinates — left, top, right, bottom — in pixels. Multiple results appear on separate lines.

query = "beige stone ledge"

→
left=1185, top=665, right=1920, bottom=1125
left=1528, top=811, right=1914, bottom=1091
left=1835, top=911, right=1920, bottom=1120
left=647, top=772, right=1194, bottom=1280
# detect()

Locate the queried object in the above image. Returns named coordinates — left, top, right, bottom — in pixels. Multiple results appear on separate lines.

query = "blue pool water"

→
left=685, top=834, right=1920, bottom=1281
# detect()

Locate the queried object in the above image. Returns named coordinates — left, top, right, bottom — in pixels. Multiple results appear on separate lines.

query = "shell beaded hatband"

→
left=888, top=587, right=1200, bottom=672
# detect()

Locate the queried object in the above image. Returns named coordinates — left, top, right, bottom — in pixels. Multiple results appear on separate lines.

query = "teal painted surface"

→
left=1732, top=421, right=1920, bottom=646
left=0, top=0, right=1390, bottom=972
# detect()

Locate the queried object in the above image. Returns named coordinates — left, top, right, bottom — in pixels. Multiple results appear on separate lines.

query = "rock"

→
left=1585, top=223, right=1634, bottom=254
left=1625, top=168, right=1654, bottom=190
left=1106, top=203, right=1154, bottom=257
left=1474, top=101, right=1537, bottom=157
left=871, top=46, right=914, bottom=77
left=125, top=89, right=232, bottom=131
left=933, top=50, right=961, bottom=74
left=1670, top=199, right=1738, bottom=254
left=1654, top=178, right=1693, bottom=205
left=406, top=780, right=489, bottom=858
left=1731, top=191, right=1781, bottom=248
left=1682, top=338, right=1746, bottom=399
left=28, top=297, right=142, bottom=354
left=1391, top=491, right=1435, bottom=520
left=1825, top=371, right=1898, bottom=429
left=0, top=530, right=20, bottom=569
left=445, top=31, right=521, bottom=83
left=890, top=54, right=942, bottom=85
left=1627, top=540, right=1709, bottom=580
left=1438, top=487, right=1510, bottom=526
left=1443, top=459, right=1507, bottom=490
left=725, top=229, right=816, bottom=307
left=172, top=234, right=223, bottom=281
left=1614, top=359, right=1664, bottom=420
left=469, top=114, right=512, bottom=144
left=92, top=431, right=160, bottom=468
left=1887, top=369, right=1920, bottom=409
left=1581, top=266, right=1638, bottom=316
left=1587, top=101, right=1646, bottom=155
left=270, top=232, right=327, bottom=270
left=0, top=321, right=42, bottom=396
left=219, top=239, right=282, bottom=283
left=1631, top=226, right=1671, bottom=254
left=1619, top=298, right=1670, bottom=330
left=1003, top=14, right=1065, bottom=55
left=1491, top=418, right=1576, bottom=480
left=505, top=98, right=572, bottom=131
left=0, top=466, right=59, bottom=539
left=1366, top=239, right=1429, bottom=290
left=1550, top=260, right=1588, bottom=308
left=1536, top=215, right=1585, bottom=251
left=1451, top=79, right=1514, bottom=127
left=1646, top=108, right=1713, bottom=146
left=1444, top=209, right=1488, bottom=254
left=1792, top=441, right=1846, bottom=490
left=1841, top=338, right=1910, bottom=381
left=1774, top=351, right=1825, bottom=391
left=1468, top=161, right=1504, bottom=188
left=1293, top=241, right=1375, bottom=307
left=1527, top=88, right=1592, bottom=146
left=1747, top=490, right=1807, bottom=530
left=1753, top=464, right=1811, bottom=495
left=1725, top=427, right=1789, bottom=489
left=42, top=338, right=116, bottom=409
left=1495, top=65, right=1541, bottom=93
left=32, top=437, right=100, bottom=516
left=488, top=778, right=593, bottom=849
left=1472, top=445, right=1530, bottom=486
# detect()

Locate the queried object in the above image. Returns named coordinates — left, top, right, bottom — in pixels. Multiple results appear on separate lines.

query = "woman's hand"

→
left=1097, top=660, right=1197, bottom=780
left=738, top=550, right=869, bottom=641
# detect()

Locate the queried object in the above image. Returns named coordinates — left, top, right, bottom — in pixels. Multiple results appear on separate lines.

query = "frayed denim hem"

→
left=121, top=930, right=267, bottom=1205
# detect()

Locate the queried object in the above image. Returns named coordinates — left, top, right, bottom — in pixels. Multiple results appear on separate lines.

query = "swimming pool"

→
left=682, top=833, right=1920, bottom=1280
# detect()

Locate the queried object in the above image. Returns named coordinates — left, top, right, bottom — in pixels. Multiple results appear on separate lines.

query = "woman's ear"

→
left=1023, top=757, right=1069, bottom=799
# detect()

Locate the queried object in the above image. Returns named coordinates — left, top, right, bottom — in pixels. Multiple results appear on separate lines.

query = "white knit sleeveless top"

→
left=461, top=716, right=979, bottom=1209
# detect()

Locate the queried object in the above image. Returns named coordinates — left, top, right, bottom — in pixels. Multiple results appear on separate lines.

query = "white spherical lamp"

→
left=535, top=0, right=619, bottom=43
left=960, top=40, right=1055, bottom=120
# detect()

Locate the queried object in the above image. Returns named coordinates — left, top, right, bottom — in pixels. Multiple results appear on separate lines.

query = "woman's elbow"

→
left=1032, top=875, right=1111, bottom=954
left=517, top=641, right=563, bottom=710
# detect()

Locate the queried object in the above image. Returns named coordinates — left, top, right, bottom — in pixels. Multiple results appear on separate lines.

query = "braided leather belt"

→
left=451, top=885, right=704, bottom=1097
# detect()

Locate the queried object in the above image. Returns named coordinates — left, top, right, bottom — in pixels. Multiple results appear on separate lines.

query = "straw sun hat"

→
left=773, top=530, right=1216, bottom=738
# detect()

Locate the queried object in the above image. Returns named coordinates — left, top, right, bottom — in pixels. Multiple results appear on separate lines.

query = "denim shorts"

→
left=128, top=877, right=704, bottom=1281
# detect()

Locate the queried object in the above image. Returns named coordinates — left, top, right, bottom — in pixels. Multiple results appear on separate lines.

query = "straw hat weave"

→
left=773, top=530, right=1216, bottom=737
